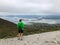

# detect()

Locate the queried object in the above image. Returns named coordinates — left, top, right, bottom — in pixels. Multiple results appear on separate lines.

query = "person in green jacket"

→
left=17, top=19, right=24, bottom=40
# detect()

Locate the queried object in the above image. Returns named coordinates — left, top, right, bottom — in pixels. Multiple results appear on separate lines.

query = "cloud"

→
left=0, top=0, right=60, bottom=15
left=50, top=0, right=60, bottom=13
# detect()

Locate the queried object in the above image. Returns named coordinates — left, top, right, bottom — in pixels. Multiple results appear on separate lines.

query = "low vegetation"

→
left=0, top=18, right=60, bottom=39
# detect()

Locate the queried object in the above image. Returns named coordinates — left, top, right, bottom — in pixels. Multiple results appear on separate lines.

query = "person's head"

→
left=19, top=19, right=22, bottom=22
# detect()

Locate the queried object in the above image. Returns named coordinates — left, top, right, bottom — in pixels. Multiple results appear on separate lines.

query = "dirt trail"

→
left=0, top=31, right=60, bottom=45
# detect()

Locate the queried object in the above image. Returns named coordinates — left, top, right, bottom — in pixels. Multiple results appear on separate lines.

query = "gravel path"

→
left=0, top=31, right=60, bottom=45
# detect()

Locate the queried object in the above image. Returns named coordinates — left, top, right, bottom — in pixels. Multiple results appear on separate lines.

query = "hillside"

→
left=0, top=18, right=17, bottom=38
left=0, top=18, right=60, bottom=39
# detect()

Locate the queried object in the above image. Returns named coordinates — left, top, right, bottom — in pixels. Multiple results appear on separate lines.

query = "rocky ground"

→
left=0, top=31, right=60, bottom=45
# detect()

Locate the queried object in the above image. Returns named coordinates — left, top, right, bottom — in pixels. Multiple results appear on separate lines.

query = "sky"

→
left=0, top=0, right=60, bottom=15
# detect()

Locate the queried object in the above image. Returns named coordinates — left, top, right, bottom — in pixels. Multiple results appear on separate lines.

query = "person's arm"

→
left=22, top=22, right=24, bottom=30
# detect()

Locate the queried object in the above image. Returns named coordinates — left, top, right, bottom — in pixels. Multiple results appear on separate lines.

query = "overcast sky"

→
left=0, top=0, right=60, bottom=15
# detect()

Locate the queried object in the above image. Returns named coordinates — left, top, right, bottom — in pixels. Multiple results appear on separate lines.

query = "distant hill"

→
left=0, top=18, right=60, bottom=39
left=43, top=15, right=60, bottom=19
left=1, top=15, right=60, bottom=19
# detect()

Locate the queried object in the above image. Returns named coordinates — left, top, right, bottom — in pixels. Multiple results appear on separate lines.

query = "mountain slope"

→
left=0, top=18, right=60, bottom=39
left=0, top=18, right=17, bottom=38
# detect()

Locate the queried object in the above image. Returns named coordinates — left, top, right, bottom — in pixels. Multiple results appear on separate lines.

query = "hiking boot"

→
left=21, top=39, right=23, bottom=40
left=18, top=38, right=20, bottom=40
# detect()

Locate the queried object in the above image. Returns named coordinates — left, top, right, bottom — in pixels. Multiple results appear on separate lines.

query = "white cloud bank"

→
left=0, top=0, right=60, bottom=15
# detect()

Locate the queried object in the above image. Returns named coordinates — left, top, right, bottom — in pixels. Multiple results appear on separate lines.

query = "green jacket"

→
left=17, top=22, right=24, bottom=31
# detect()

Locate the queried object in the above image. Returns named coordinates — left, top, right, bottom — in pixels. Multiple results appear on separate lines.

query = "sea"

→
left=0, top=15, right=60, bottom=25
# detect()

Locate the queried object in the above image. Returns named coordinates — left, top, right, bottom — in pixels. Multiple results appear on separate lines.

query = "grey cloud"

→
left=0, top=0, right=60, bottom=14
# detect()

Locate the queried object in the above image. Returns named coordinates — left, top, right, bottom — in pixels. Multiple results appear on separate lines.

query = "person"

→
left=17, top=19, right=24, bottom=40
